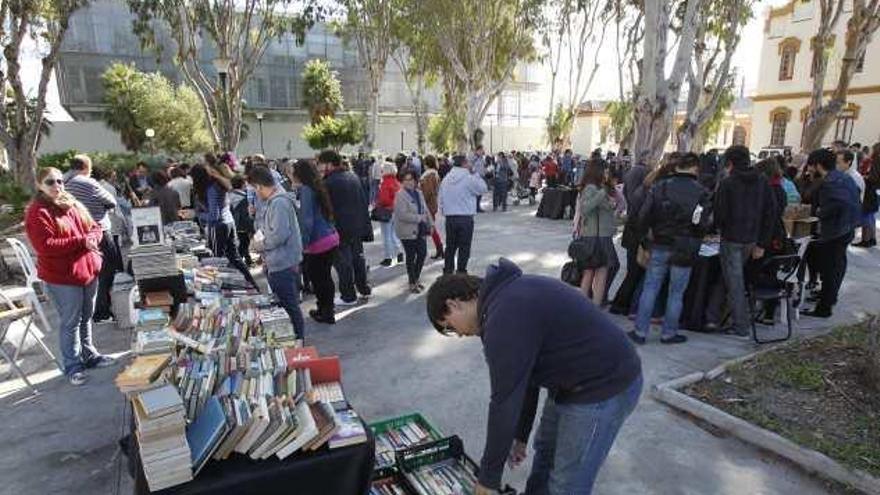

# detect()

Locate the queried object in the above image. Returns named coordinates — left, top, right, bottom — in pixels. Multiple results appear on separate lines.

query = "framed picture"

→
left=131, top=206, right=164, bottom=247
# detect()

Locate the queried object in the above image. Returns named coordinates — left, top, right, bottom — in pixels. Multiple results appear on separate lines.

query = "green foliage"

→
left=101, top=63, right=213, bottom=155
left=302, top=59, right=344, bottom=124
left=0, top=170, right=31, bottom=216
left=3, top=88, right=53, bottom=144
left=302, top=114, right=365, bottom=151
left=701, top=85, right=735, bottom=144
left=546, top=104, right=575, bottom=147
left=37, top=150, right=147, bottom=176
left=606, top=99, right=634, bottom=143
left=427, top=111, right=466, bottom=154
left=36, top=150, right=79, bottom=172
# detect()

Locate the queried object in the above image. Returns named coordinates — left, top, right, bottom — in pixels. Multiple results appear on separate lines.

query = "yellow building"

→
left=751, top=0, right=880, bottom=152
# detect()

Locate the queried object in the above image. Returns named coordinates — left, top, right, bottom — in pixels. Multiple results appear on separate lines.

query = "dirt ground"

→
left=687, top=321, right=880, bottom=484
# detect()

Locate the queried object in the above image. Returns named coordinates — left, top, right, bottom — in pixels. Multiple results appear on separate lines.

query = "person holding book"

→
left=426, top=258, right=643, bottom=495
left=25, top=167, right=117, bottom=386
left=394, top=170, right=433, bottom=293
left=291, top=159, right=340, bottom=324
left=247, top=166, right=305, bottom=342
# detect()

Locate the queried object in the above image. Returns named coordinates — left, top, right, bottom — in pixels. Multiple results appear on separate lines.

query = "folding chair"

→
left=748, top=254, right=801, bottom=344
left=0, top=302, right=39, bottom=393
left=5, top=238, right=58, bottom=368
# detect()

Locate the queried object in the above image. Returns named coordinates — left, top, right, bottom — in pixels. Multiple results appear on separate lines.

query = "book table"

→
left=123, top=422, right=375, bottom=495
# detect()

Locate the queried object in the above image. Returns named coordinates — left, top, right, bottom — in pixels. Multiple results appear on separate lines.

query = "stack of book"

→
left=370, top=478, right=412, bottom=495
left=375, top=421, right=435, bottom=471
left=137, top=308, right=169, bottom=332
left=404, top=459, right=479, bottom=495
left=130, top=244, right=179, bottom=280
left=144, top=290, right=173, bottom=312
left=134, top=328, right=174, bottom=355
left=116, top=354, right=171, bottom=394
left=132, top=385, right=192, bottom=491
left=165, top=221, right=205, bottom=253
left=260, top=307, right=297, bottom=346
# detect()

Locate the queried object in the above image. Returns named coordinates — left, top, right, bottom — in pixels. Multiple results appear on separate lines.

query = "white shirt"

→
left=168, top=177, right=193, bottom=208
left=845, top=166, right=866, bottom=201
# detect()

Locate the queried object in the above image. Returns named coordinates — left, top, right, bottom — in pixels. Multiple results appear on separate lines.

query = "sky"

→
left=19, top=0, right=790, bottom=122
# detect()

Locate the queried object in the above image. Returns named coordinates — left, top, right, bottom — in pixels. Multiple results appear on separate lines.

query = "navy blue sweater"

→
left=476, top=259, right=642, bottom=489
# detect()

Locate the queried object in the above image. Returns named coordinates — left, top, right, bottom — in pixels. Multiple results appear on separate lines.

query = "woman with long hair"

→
left=24, top=167, right=116, bottom=386
left=292, top=159, right=340, bottom=324
left=420, top=155, right=444, bottom=259
left=574, top=159, right=620, bottom=306
left=191, top=160, right=257, bottom=288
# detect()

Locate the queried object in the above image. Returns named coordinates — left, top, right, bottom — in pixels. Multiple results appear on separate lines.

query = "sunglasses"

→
left=437, top=324, right=459, bottom=337
left=43, top=179, right=64, bottom=186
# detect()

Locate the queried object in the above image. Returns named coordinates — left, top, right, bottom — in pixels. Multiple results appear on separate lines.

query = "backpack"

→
left=231, top=191, right=254, bottom=234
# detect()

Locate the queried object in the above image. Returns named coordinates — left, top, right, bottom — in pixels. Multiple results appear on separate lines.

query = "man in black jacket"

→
left=632, top=152, right=710, bottom=344
left=803, top=149, right=861, bottom=317
left=319, top=150, right=373, bottom=305
left=610, top=152, right=650, bottom=315
left=714, top=145, right=777, bottom=336
left=426, top=258, right=642, bottom=495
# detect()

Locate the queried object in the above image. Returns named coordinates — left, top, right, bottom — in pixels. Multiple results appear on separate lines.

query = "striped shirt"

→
left=64, top=173, right=117, bottom=231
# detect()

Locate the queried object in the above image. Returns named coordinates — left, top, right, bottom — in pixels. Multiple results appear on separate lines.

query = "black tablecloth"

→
left=680, top=254, right=722, bottom=332
left=536, top=188, right=577, bottom=220
left=125, top=422, right=375, bottom=495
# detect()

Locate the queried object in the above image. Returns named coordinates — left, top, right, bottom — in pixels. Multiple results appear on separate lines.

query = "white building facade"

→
left=751, top=0, right=880, bottom=152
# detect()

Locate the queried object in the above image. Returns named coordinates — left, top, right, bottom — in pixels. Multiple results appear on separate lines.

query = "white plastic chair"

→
left=5, top=238, right=60, bottom=370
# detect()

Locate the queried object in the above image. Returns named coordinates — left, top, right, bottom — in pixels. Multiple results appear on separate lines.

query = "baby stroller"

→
left=512, top=180, right=532, bottom=206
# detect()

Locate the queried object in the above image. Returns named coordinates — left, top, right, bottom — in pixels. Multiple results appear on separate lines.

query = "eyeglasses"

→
left=43, top=179, right=64, bottom=186
left=437, top=325, right=459, bottom=337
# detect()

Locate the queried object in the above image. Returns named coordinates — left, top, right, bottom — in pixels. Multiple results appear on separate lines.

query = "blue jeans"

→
left=380, top=221, right=402, bottom=260
left=526, top=375, right=643, bottom=495
left=45, top=279, right=99, bottom=375
left=267, top=266, right=305, bottom=340
left=635, top=247, right=692, bottom=338
left=720, top=241, right=752, bottom=332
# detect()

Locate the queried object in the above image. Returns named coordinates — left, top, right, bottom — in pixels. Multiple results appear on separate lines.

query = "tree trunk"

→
left=801, top=102, right=843, bottom=151
left=367, top=86, right=380, bottom=153
left=8, top=142, right=37, bottom=193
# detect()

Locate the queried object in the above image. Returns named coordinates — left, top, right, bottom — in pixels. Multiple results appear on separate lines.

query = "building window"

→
left=769, top=108, right=791, bottom=147
left=778, top=37, right=801, bottom=81
left=833, top=103, right=860, bottom=143
left=732, top=125, right=747, bottom=146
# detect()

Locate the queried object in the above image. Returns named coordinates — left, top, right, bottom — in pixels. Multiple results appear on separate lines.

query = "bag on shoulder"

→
left=370, top=206, right=392, bottom=223
left=231, top=193, right=254, bottom=234
left=568, top=236, right=607, bottom=270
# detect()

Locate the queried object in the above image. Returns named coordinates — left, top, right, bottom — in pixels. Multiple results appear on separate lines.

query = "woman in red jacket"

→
left=25, top=167, right=116, bottom=386
left=375, top=162, right=404, bottom=266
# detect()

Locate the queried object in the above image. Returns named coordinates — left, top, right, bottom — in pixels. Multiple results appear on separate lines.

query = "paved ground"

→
left=2, top=199, right=879, bottom=495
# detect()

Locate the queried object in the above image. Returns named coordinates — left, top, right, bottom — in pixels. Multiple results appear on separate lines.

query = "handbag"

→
left=567, top=209, right=607, bottom=269
left=370, top=206, right=392, bottom=223
left=561, top=260, right=582, bottom=286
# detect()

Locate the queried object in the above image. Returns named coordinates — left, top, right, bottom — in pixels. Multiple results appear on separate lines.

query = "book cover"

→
left=135, top=385, right=182, bottom=418
left=116, top=354, right=171, bottom=386
left=186, top=396, right=229, bottom=476
left=305, top=401, right=338, bottom=451
left=275, top=400, right=318, bottom=460
left=328, top=409, right=367, bottom=449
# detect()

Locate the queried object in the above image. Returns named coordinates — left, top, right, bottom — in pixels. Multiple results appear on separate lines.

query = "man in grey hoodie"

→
left=248, top=166, right=306, bottom=342
left=438, top=155, right=489, bottom=274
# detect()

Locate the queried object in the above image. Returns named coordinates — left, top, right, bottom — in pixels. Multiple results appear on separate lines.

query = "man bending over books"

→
left=426, top=258, right=643, bottom=495
left=247, top=166, right=306, bottom=344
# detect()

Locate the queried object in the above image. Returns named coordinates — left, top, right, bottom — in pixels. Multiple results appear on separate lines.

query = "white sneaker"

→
left=334, top=297, right=358, bottom=307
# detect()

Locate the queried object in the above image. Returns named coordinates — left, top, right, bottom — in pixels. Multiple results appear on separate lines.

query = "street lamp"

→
left=145, top=128, right=156, bottom=157
left=213, top=57, right=231, bottom=93
left=255, top=112, right=265, bottom=155
left=400, top=128, right=406, bottom=151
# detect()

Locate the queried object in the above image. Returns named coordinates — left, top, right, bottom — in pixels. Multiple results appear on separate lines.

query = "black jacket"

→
left=637, top=173, right=711, bottom=247
left=323, top=168, right=372, bottom=242
left=714, top=167, right=776, bottom=247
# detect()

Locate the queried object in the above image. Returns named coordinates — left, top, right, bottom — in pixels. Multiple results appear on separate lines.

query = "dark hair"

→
left=190, top=164, right=211, bottom=204
left=425, top=274, right=483, bottom=332
left=169, top=167, right=184, bottom=179
left=676, top=152, right=700, bottom=171
left=178, top=163, right=191, bottom=173
left=832, top=140, right=848, bottom=148
left=578, top=159, right=606, bottom=190
left=136, top=161, right=149, bottom=170
left=756, top=158, right=781, bottom=180
left=402, top=170, right=418, bottom=182
left=245, top=166, right=274, bottom=188
left=452, top=155, right=467, bottom=168
left=91, top=166, right=107, bottom=181
left=318, top=149, right=342, bottom=168
left=807, top=148, right=836, bottom=171
left=231, top=174, right=247, bottom=189
left=425, top=155, right=438, bottom=170
left=724, top=145, right=751, bottom=170
left=837, top=149, right=854, bottom=165
left=70, top=155, right=90, bottom=171
left=150, top=170, right=170, bottom=187
left=204, top=153, right=217, bottom=167
left=293, top=159, right=334, bottom=221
